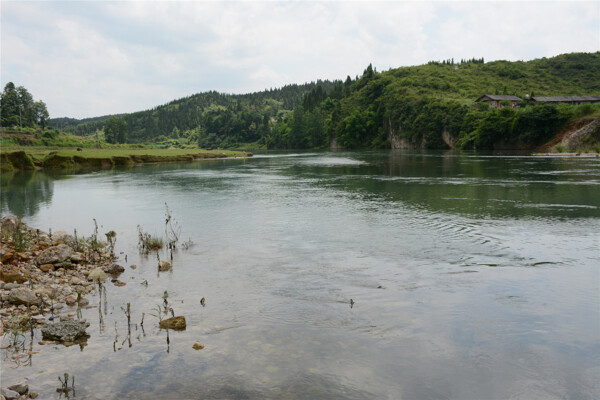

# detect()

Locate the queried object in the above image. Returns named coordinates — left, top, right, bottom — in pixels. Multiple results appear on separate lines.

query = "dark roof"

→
left=475, top=94, right=523, bottom=102
left=533, top=96, right=600, bottom=102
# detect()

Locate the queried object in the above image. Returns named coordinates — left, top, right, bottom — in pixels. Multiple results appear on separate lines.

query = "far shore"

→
left=531, top=152, right=599, bottom=157
left=0, top=147, right=253, bottom=172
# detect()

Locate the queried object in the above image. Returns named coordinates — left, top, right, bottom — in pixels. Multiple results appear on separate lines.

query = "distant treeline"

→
left=49, top=52, right=600, bottom=150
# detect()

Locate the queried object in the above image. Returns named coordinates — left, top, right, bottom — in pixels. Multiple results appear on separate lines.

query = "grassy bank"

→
left=0, top=147, right=252, bottom=172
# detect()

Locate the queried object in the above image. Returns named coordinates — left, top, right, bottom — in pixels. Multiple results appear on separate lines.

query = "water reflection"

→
left=1, top=171, right=54, bottom=218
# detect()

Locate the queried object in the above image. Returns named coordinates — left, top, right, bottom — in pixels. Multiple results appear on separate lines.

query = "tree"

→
left=1, top=82, right=19, bottom=127
left=33, top=101, right=49, bottom=128
left=104, top=116, right=128, bottom=144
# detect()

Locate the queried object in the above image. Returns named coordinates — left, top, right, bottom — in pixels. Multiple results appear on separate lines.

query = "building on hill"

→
left=532, top=96, right=600, bottom=105
left=475, top=94, right=523, bottom=109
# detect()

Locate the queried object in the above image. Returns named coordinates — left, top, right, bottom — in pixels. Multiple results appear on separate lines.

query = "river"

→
left=1, top=150, right=599, bottom=399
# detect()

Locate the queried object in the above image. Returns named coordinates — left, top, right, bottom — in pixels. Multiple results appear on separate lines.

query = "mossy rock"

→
left=159, top=316, right=186, bottom=330
left=5, top=151, right=35, bottom=170
left=1, top=153, right=15, bottom=172
left=111, top=156, right=134, bottom=166
left=73, top=156, right=113, bottom=168
left=42, top=154, right=75, bottom=169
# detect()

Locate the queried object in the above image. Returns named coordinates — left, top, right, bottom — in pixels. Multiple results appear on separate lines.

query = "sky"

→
left=1, top=1, right=599, bottom=119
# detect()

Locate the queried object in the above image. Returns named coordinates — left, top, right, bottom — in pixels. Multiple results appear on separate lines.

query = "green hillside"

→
left=50, top=52, right=600, bottom=150
left=50, top=82, right=337, bottom=148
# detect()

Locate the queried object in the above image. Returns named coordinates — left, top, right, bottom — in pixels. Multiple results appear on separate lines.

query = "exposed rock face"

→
left=36, top=244, right=73, bottom=265
left=9, top=287, right=38, bottom=306
left=442, top=129, right=458, bottom=149
left=159, top=316, right=186, bottom=330
left=561, top=118, right=600, bottom=150
left=41, top=320, right=90, bottom=342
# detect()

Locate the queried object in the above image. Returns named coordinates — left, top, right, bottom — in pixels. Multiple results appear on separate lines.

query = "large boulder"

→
left=41, top=320, right=90, bottom=342
left=88, top=267, right=107, bottom=283
left=36, top=244, right=73, bottom=265
left=9, top=287, right=38, bottom=306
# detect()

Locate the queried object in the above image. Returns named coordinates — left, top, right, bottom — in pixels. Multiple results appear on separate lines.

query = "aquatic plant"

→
left=164, top=202, right=181, bottom=259
left=137, top=225, right=163, bottom=253
left=57, top=372, right=75, bottom=397
left=105, top=230, right=117, bottom=255
left=3, top=315, right=29, bottom=349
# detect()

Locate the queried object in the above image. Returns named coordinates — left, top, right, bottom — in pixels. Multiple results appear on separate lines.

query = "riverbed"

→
left=1, top=150, right=599, bottom=399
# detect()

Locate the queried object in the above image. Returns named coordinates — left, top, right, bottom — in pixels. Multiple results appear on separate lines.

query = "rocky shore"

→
left=0, top=215, right=129, bottom=398
left=0, top=216, right=124, bottom=337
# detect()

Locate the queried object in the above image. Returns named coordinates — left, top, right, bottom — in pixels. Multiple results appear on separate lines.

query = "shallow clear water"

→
left=1, top=151, right=599, bottom=399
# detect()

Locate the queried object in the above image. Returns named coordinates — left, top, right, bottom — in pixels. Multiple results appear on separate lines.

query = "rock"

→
left=52, top=231, right=78, bottom=248
left=35, top=244, right=72, bottom=265
left=1, top=249, right=15, bottom=263
left=106, top=264, right=125, bottom=275
left=3, top=283, right=21, bottom=290
left=0, top=270, right=27, bottom=284
left=38, top=264, right=54, bottom=272
left=9, top=287, right=38, bottom=306
left=159, top=316, right=186, bottom=330
left=88, top=268, right=107, bottom=283
left=1, top=387, right=20, bottom=400
left=130, top=264, right=137, bottom=269
left=112, top=280, right=126, bottom=287
left=65, top=295, right=77, bottom=306
left=71, top=276, right=83, bottom=285
left=41, top=320, right=89, bottom=342
left=78, top=297, right=89, bottom=307
left=1, top=215, right=19, bottom=233
left=70, top=253, right=83, bottom=263
left=192, top=341, right=205, bottom=350
left=16, top=252, right=29, bottom=262
left=30, top=392, right=39, bottom=399
left=158, top=260, right=172, bottom=271
left=7, top=381, right=28, bottom=395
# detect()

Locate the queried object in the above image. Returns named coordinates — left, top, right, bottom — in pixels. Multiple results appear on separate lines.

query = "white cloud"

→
left=1, top=1, right=598, bottom=119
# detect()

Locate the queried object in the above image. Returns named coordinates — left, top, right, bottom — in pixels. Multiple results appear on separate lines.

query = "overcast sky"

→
left=1, top=1, right=599, bottom=119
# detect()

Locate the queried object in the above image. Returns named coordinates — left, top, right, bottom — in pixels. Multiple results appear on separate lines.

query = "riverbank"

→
left=0, top=147, right=253, bottom=172
left=0, top=216, right=123, bottom=336
left=0, top=216, right=130, bottom=398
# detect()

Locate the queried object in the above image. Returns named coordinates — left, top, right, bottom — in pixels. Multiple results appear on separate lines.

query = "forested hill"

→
left=51, top=52, right=600, bottom=150
left=49, top=82, right=337, bottom=147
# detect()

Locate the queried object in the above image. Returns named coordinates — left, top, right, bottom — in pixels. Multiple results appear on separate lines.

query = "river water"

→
left=1, top=151, right=599, bottom=399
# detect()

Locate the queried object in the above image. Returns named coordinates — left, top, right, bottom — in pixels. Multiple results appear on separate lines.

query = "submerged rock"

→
left=192, top=341, right=204, bottom=350
left=158, top=260, right=172, bottom=271
left=41, top=320, right=90, bottom=342
left=159, top=316, right=186, bottom=330
left=36, top=244, right=73, bottom=265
